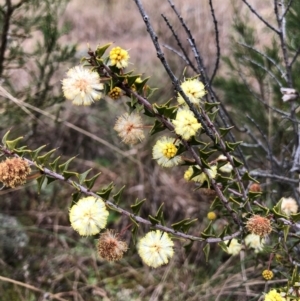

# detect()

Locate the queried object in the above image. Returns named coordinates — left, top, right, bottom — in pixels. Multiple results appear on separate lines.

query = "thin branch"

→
left=289, top=45, right=300, bottom=68
left=161, top=14, right=198, bottom=73
left=238, top=41, right=287, bottom=82
left=241, top=0, right=280, bottom=34
left=162, top=44, right=192, bottom=68
left=246, top=115, right=278, bottom=171
left=274, top=0, right=292, bottom=87
left=249, top=170, right=298, bottom=184
left=133, top=0, right=248, bottom=217
left=280, top=0, right=294, bottom=20
left=0, top=144, right=242, bottom=244
left=208, top=0, right=220, bottom=84
left=240, top=56, right=283, bottom=87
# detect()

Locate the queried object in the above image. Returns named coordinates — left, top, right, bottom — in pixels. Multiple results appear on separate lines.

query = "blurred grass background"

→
left=0, top=0, right=275, bottom=300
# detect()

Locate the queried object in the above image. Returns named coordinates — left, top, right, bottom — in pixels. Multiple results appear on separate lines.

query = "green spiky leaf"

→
left=127, top=74, right=142, bottom=87
left=31, top=145, right=47, bottom=160
left=203, top=244, right=210, bottom=262
left=131, top=198, right=146, bottom=215
left=72, top=191, right=82, bottom=203
left=63, top=171, right=78, bottom=180
left=49, top=156, right=61, bottom=172
left=84, top=172, right=101, bottom=190
left=232, top=156, right=243, bottom=167
left=204, top=102, right=220, bottom=111
left=95, top=43, right=112, bottom=58
left=150, top=120, right=166, bottom=135
left=36, top=148, right=57, bottom=165
left=225, top=141, right=242, bottom=152
left=6, top=136, right=24, bottom=150
left=2, top=130, right=11, bottom=145
left=96, top=182, right=114, bottom=200
left=242, top=172, right=259, bottom=183
left=148, top=215, right=160, bottom=225
left=78, top=169, right=92, bottom=184
left=36, top=175, right=46, bottom=193
left=113, top=185, right=125, bottom=206
left=219, top=126, right=234, bottom=137
left=58, top=156, right=76, bottom=173
left=131, top=223, right=139, bottom=245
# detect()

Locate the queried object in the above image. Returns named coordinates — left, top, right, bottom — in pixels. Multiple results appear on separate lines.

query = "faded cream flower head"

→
left=62, top=65, right=103, bottom=106
left=184, top=165, right=217, bottom=184
left=137, top=230, right=174, bottom=268
left=281, top=197, right=298, bottom=216
left=177, top=78, right=206, bottom=105
left=114, top=112, right=145, bottom=145
left=152, top=136, right=183, bottom=167
left=245, top=234, right=265, bottom=253
left=225, top=239, right=242, bottom=256
left=109, top=46, right=130, bottom=69
left=69, top=196, right=109, bottom=236
left=172, top=108, right=202, bottom=140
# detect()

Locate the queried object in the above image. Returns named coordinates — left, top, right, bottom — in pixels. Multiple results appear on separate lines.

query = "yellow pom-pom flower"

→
left=152, top=136, right=183, bottom=167
left=177, top=78, right=206, bottom=105
left=264, top=289, right=283, bottom=301
left=262, top=270, right=274, bottom=280
left=172, top=108, right=202, bottom=140
left=137, top=230, right=174, bottom=268
left=69, top=196, right=109, bottom=236
left=62, top=65, right=103, bottom=106
left=207, top=211, right=217, bottom=220
left=108, top=87, right=122, bottom=100
left=109, top=46, right=130, bottom=69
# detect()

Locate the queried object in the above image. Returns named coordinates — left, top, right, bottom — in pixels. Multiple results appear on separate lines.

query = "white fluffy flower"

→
left=62, top=66, right=103, bottom=105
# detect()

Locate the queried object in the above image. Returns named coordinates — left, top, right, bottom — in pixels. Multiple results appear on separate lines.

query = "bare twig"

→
left=0, top=144, right=242, bottom=243
left=208, top=0, right=220, bottom=84
left=242, top=0, right=280, bottom=34
left=238, top=42, right=287, bottom=82
left=161, top=14, right=198, bottom=73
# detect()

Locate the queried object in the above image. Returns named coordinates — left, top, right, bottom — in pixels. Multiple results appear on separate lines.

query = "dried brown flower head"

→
left=246, top=215, right=272, bottom=237
left=249, top=183, right=262, bottom=193
left=97, top=230, right=128, bottom=261
left=0, top=157, right=31, bottom=188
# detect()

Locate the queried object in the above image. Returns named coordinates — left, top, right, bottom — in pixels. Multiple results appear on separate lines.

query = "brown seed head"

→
left=249, top=183, right=262, bottom=193
left=246, top=215, right=272, bottom=237
left=97, top=230, right=128, bottom=261
left=0, top=157, right=31, bottom=188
